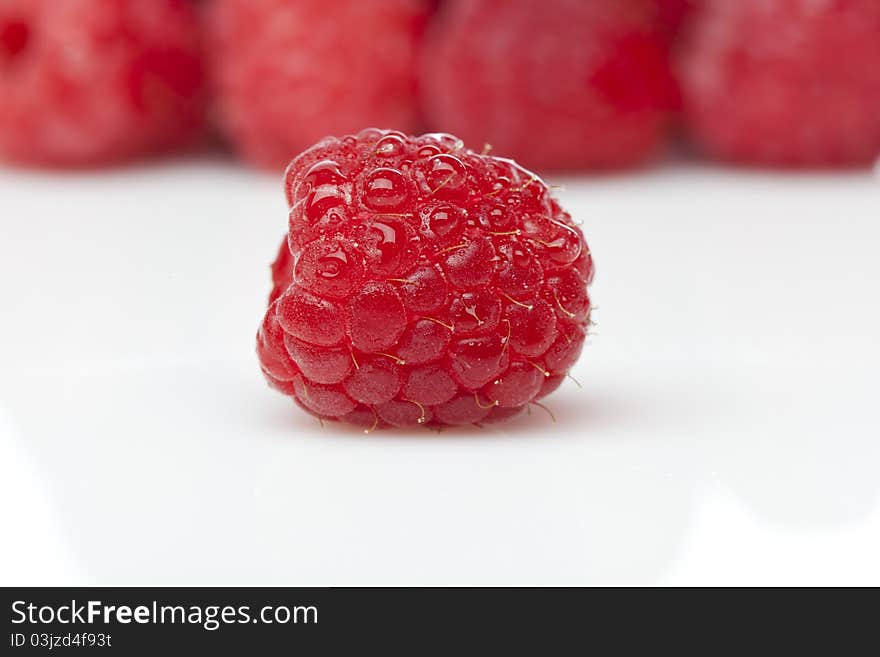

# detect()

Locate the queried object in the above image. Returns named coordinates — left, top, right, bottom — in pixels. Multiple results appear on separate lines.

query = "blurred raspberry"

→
left=257, top=129, right=594, bottom=430
left=207, top=0, right=427, bottom=170
left=653, top=0, right=698, bottom=39
left=0, top=0, right=206, bottom=167
left=421, top=0, right=678, bottom=171
left=679, top=0, right=880, bottom=166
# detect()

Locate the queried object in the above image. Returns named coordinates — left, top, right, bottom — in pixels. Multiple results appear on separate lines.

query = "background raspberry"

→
left=207, top=0, right=428, bottom=169
left=0, top=0, right=206, bottom=167
left=654, top=0, right=698, bottom=40
left=420, top=0, right=679, bottom=171
left=257, top=130, right=593, bottom=429
left=678, top=0, right=880, bottom=166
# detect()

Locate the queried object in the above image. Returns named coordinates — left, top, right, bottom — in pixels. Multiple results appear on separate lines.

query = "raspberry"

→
left=207, top=0, right=427, bottom=170
left=679, top=0, right=880, bottom=166
left=653, top=0, right=697, bottom=39
left=257, top=129, right=594, bottom=430
left=0, top=0, right=206, bottom=167
left=420, top=0, right=678, bottom=171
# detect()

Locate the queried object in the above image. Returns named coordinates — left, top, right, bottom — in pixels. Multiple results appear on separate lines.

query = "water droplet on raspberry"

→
left=403, top=364, right=458, bottom=406
left=450, top=334, right=510, bottom=389
left=449, top=289, right=501, bottom=335
left=427, top=205, right=459, bottom=237
left=363, top=167, right=409, bottom=211
left=510, top=243, right=533, bottom=268
left=523, top=217, right=583, bottom=268
left=497, top=242, right=544, bottom=299
left=289, top=206, right=348, bottom=251
left=294, top=239, right=363, bottom=299
left=491, top=175, right=512, bottom=192
left=417, top=144, right=442, bottom=159
left=294, top=159, right=348, bottom=223
left=433, top=394, right=490, bottom=425
left=443, top=237, right=495, bottom=290
left=485, top=361, right=544, bottom=408
left=343, top=357, right=401, bottom=405
left=283, top=336, right=351, bottom=385
left=477, top=157, right=512, bottom=185
left=396, top=319, right=451, bottom=365
left=506, top=179, right=549, bottom=213
left=422, top=154, right=468, bottom=197
left=345, top=282, right=407, bottom=351
left=423, top=132, right=464, bottom=151
left=485, top=203, right=514, bottom=231
left=547, top=223, right=583, bottom=267
left=420, top=203, right=465, bottom=248
left=374, top=134, right=407, bottom=158
left=366, top=219, right=418, bottom=276
left=357, top=128, right=385, bottom=142
left=507, top=298, right=558, bottom=358
left=296, top=158, right=345, bottom=190
left=292, top=375, right=357, bottom=417
left=396, top=265, right=448, bottom=313
left=277, top=285, right=345, bottom=347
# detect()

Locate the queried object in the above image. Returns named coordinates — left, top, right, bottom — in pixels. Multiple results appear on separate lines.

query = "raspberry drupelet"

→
left=257, top=130, right=593, bottom=430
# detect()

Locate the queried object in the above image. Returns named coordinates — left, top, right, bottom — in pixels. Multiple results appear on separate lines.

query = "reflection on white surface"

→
left=0, top=161, right=878, bottom=585
left=0, top=405, right=82, bottom=585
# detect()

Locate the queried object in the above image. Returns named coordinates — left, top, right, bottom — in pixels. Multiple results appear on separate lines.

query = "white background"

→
left=1, top=158, right=878, bottom=586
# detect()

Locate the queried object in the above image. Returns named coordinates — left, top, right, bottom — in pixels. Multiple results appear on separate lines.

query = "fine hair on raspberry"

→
left=257, top=129, right=593, bottom=431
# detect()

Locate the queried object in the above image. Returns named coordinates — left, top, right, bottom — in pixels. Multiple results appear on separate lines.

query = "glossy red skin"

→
left=679, top=0, right=880, bottom=167
left=0, top=0, right=206, bottom=166
left=421, top=0, right=678, bottom=171
left=257, top=129, right=593, bottom=430
left=207, top=0, right=427, bottom=170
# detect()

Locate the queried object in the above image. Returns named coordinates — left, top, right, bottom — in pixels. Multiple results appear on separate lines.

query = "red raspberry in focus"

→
left=679, top=0, right=880, bottom=166
left=207, top=0, right=427, bottom=170
left=257, top=129, right=594, bottom=430
left=0, top=0, right=206, bottom=167
left=421, top=0, right=678, bottom=171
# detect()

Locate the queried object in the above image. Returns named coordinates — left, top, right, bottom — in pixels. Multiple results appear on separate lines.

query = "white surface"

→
left=1, top=159, right=878, bottom=586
